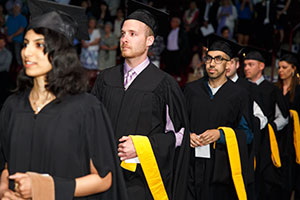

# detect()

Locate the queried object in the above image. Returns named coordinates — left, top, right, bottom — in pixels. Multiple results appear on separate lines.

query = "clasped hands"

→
left=118, top=136, right=137, bottom=161
left=190, top=129, right=220, bottom=148
left=1, top=173, right=32, bottom=200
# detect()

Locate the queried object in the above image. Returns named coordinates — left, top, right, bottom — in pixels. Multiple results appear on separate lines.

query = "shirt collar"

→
left=124, top=57, right=150, bottom=76
left=231, top=73, right=239, bottom=82
left=253, top=75, right=265, bottom=85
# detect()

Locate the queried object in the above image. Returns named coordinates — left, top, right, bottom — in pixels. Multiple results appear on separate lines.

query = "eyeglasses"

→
left=204, top=55, right=230, bottom=64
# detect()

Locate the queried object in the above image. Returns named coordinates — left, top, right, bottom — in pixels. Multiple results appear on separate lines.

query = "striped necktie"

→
left=124, top=69, right=136, bottom=90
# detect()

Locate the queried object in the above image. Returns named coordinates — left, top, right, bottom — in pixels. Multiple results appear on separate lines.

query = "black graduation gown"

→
left=236, top=77, right=262, bottom=187
left=0, top=91, right=128, bottom=200
left=254, top=80, right=289, bottom=188
left=92, top=63, right=190, bottom=200
left=236, top=77, right=263, bottom=106
left=0, top=71, right=14, bottom=110
left=282, top=85, right=300, bottom=198
left=184, top=77, right=251, bottom=200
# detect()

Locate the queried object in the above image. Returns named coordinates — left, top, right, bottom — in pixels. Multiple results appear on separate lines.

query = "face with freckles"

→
left=21, top=29, right=52, bottom=78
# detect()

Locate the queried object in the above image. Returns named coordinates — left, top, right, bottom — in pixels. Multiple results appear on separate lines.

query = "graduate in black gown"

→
left=92, top=1, right=190, bottom=200
left=276, top=49, right=300, bottom=200
left=0, top=0, right=128, bottom=199
left=226, top=44, right=268, bottom=200
left=242, top=46, right=289, bottom=200
left=184, top=34, right=254, bottom=200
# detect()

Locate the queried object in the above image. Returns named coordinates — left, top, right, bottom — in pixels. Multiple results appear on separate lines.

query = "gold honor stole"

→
left=268, top=123, right=281, bottom=168
left=218, top=127, right=247, bottom=200
left=120, top=135, right=168, bottom=200
left=290, top=110, right=300, bottom=165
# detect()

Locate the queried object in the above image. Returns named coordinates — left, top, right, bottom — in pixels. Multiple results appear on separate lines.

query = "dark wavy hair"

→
left=276, top=56, right=300, bottom=102
left=16, top=27, right=88, bottom=99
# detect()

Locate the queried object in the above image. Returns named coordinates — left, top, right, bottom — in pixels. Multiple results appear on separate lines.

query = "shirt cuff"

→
left=217, top=129, right=226, bottom=144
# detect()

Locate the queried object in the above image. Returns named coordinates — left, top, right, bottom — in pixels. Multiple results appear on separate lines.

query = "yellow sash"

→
left=268, top=123, right=281, bottom=167
left=121, top=135, right=168, bottom=200
left=218, top=127, right=247, bottom=200
left=290, top=110, right=300, bottom=165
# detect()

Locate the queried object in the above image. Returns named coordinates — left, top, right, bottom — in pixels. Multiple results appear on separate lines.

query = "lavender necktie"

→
left=124, top=69, right=136, bottom=90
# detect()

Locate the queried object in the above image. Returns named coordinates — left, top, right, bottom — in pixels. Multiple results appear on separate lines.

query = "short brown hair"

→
left=145, top=26, right=154, bottom=37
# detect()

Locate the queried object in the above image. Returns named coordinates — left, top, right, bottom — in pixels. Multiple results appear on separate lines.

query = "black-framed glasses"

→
left=204, top=55, right=230, bottom=64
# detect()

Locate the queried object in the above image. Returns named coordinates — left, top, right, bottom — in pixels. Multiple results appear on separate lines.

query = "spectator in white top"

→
left=216, top=0, right=237, bottom=39
left=80, top=17, right=101, bottom=70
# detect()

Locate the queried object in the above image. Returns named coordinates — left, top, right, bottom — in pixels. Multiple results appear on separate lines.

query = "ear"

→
left=225, top=60, right=231, bottom=70
left=293, top=65, right=297, bottom=72
left=236, top=60, right=240, bottom=70
left=259, top=62, right=265, bottom=71
left=146, top=35, right=154, bottom=47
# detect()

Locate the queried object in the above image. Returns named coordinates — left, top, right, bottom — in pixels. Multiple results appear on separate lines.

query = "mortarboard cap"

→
left=27, top=0, right=89, bottom=42
left=205, top=34, right=242, bottom=59
left=125, top=0, right=169, bottom=37
left=241, top=46, right=272, bottom=66
left=279, top=49, right=300, bottom=72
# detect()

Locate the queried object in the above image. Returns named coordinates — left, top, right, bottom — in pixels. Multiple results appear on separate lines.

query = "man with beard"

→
left=92, top=1, right=190, bottom=199
left=184, top=34, right=253, bottom=200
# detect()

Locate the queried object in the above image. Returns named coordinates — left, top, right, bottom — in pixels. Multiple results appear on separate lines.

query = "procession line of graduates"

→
left=182, top=31, right=300, bottom=200
left=0, top=0, right=300, bottom=199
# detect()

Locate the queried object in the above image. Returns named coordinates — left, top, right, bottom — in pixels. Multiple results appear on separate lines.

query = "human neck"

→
left=125, top=54, right=148, bottom=68
left=250, top=74, right=262, bottom=83
left=31, top=76, right=54, bottom=101
left=283, top=77, right=292, bottom=88
left=229, top=72, right=237, bottom=80
left=208, top=75, right=227, bottom=88
left=282, top=77, right=292, bottom=95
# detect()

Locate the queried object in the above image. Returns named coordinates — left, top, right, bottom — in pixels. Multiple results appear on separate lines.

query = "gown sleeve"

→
left=91, top=71, right=104, bottom=101
left=149, top=76, right=190, bottom=200
left=0, top=122, right=4, bottom=172
left=0, top=97, right=10, bottom=172
left=83, top=97, right=128, bottom=200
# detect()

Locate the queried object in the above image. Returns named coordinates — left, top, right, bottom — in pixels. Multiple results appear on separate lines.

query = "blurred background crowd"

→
left=0, top=0, right=300, bottom=106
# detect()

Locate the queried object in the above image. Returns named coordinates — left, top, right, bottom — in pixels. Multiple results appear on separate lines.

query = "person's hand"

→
left=9, top=173, right=31, bottom=199
left=199, top=129, right=220, bottom=146
left=101, top=45, right=109, bottom=50
left=81, top=41, right=88, bottom=48
left=1, top=189, right=24, bottom=200
left=190, top=133, right=202, bottom=148
left=118, top=136, right=137, bottom=161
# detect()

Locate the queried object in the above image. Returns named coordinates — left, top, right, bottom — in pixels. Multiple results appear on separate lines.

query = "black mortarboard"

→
left=125, top=0, right=169, bottom=37
left=205, top=34, right=242, bottom=59
left=279, top=49, right=300, bottom=72
left=241, top=46, right=272, bottom=66
left=27, top=0, right=89, bottom=42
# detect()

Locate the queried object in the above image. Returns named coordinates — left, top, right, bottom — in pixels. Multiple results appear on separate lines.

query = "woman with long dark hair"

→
left=0, top=0, right=127, bottom=199
left=276, top=49, right=300, bottom=200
